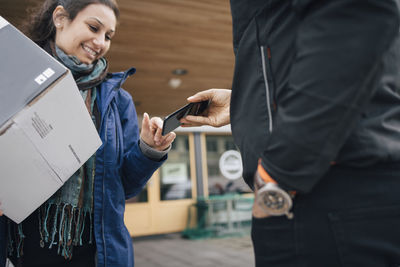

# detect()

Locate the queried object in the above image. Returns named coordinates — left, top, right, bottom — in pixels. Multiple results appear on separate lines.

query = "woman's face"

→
left=54, top=4, right=117, bottom=64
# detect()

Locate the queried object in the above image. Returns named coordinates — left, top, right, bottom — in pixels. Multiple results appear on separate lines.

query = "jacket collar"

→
left=97, top=67, right=136, bottom=114
left=105, top=68, right=136, bottom=91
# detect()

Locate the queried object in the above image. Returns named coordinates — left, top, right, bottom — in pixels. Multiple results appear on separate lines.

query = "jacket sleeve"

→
left=118, top=90, right=165, bottom=199
left=261, top=0, right=400, bottom=193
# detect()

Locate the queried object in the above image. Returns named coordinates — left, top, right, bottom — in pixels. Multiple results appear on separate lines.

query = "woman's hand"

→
left=180, top=89, right=231, bottom=127
left=140, top=113, right=176, bottom=151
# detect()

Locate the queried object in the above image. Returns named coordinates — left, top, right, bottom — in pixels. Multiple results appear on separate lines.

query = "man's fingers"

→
left=180, top=122, right=203, bottom=127
left=180, top=116, right=210, bottom=127
left=182, top=115, right=209, bottom=124
left=187, top=89, right=215, bottom=103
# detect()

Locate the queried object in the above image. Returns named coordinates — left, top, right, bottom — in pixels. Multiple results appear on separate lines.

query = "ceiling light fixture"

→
left=172, top=68, right=188, bottom=75
left=168, top=68, right=187, bottom=89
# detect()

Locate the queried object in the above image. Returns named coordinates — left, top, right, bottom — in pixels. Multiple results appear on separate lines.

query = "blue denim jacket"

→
left=93, top=68, right=165, bottom=267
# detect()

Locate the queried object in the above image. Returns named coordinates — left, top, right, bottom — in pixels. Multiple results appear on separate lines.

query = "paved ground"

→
left=6, top=232, right=254, bottom=267
left=132, top=233, right=255, bottom=267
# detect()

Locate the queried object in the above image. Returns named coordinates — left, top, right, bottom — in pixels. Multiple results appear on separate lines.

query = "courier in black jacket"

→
left=183, top=0, right=400, bottom=266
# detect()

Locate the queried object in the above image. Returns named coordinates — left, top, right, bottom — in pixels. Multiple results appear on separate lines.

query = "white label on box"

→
left=0, top=16, right=8, bottom=30
left=35, top=68, right=56, bottom=85
left=43, top=68, right=55, bottom=78
left=34, top=74, right=47, bottom=85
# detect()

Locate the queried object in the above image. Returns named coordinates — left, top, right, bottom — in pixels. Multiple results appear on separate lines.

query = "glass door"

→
left=124, top=134, right=197, bottom=237
left=160, top=135, right=193, bottom=201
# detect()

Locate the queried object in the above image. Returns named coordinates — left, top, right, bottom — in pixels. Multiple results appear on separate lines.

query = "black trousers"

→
left=252, top=162, right=400, bottom=267
left=9, top=210, right=96, bottom=267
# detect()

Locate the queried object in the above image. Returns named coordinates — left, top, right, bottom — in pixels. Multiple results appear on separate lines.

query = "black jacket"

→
left=230, top=0, right=400, bottom=193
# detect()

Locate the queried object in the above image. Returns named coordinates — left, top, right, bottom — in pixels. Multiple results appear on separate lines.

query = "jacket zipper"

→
left=96, top=70, right=133, bottom=266
left=260, top=45, right=273, bottom=132
left=102, top=106, right=111, bottom=267
left=115, top=103, right=121, bottom=164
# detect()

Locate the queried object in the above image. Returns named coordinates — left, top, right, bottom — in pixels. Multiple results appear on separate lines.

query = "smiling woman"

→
left=53, top=4, right=116, bottom=64
left=0, top=0, right=176, bottom=267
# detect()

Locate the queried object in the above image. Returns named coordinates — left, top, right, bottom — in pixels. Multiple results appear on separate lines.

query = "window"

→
left=159, top=135, right=192, bottom=200
left=126, top=186, right=148, bottom=203
left=205, top=135, right=251, bottom=196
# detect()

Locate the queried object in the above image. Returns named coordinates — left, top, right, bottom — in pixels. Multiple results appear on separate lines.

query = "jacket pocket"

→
left=103, top=105, right=119, bottom=165
left=328, top=205, right=400, bottom=267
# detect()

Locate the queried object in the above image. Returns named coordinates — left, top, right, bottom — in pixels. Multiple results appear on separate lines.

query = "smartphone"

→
left=162, top=100, right=210, bottom=135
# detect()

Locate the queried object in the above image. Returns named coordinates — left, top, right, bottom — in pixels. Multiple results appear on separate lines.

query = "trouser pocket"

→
left=328, top=204, right=400, bottom=267
left=251, top=216, right=296, bottom=267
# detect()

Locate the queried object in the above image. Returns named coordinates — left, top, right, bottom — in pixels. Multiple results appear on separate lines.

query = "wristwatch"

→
left=254, top=162, right=295, bottom=219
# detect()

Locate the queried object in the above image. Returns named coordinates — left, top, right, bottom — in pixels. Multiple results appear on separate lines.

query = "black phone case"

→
left=161, top=100, right=209, bottom=135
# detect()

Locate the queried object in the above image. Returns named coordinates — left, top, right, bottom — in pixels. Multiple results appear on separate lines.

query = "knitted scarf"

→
left=8, top=42, right=108, bottom=260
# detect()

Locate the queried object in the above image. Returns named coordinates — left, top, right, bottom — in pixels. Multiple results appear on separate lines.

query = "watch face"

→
left=256, top=183, right=292, bottom=216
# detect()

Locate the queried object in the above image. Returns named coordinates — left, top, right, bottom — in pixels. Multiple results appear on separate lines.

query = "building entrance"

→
left=124, top=134, right=197, bottom=236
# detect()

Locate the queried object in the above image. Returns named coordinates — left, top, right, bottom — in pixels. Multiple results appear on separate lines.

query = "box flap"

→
left=0, top=123, right=63, bottom=223
left=0, top=17, right=67, bottom=127
left=14, top=72, right=102, bottom=183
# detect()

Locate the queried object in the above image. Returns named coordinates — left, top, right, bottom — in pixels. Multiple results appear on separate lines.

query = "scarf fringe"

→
left=7, top=221, right=25, bottom=258
left=8, top=203, right=93, bottom=260
left=43, top=203, right=93, bottom=259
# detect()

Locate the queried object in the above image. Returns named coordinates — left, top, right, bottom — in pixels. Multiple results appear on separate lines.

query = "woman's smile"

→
left=82, top=43, right=99, bottom=60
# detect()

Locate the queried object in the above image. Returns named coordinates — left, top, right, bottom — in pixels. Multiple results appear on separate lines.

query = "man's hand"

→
left=253, top=171, right=271, bottom=219
left=180, top=89, right=231, bottom=127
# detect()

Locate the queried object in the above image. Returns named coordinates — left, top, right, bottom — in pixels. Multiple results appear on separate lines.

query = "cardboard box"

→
left=0, top=17, right=102, bottom=223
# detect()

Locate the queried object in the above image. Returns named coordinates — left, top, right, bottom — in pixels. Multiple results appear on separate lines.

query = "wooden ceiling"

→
left=0, top=0, right=234, bottom=117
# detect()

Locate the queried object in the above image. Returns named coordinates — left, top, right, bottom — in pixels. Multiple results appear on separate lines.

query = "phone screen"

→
left=161, top=100, right=209, bottom=135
